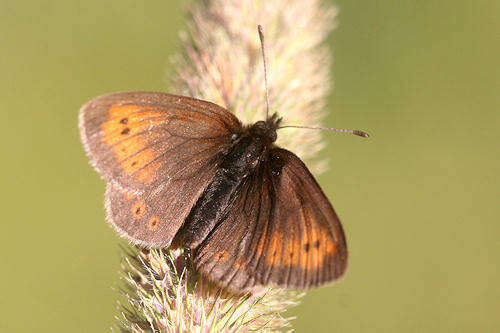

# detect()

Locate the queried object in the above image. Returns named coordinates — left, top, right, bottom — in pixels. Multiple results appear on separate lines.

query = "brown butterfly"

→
left=78, top=26, right=368, bottom=292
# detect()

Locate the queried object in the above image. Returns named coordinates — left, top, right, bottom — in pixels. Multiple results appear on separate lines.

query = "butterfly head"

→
left=249, top=113, right=282, bottom=143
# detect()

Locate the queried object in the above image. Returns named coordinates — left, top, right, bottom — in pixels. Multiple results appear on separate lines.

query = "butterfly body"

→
left=79, top=91, right=348, bottom=292
left=178, top=115, right=281, bottom=248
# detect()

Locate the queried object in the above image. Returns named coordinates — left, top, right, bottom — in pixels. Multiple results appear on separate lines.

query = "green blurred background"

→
left=1, top=0, right=498, bottom=331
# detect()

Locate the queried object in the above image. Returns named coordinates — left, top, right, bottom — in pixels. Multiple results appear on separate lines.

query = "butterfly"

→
left=78, top=26, right=368, bottom=292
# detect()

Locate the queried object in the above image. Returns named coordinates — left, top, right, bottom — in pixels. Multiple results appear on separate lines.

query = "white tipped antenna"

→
left=278, top=125, right=370, bottom=138
left=258, top=25, right=370, bottom=139
left=258, top=25, right=270, bottom=120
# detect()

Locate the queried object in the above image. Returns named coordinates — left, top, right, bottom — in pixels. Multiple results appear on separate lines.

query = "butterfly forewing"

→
left=194, top=148, right=348, bottom=291
left=265, top=149, right=348, bottom=287
left=79, top=91, right=242, bottom=193
left=80, top=91, right=242, bottom=247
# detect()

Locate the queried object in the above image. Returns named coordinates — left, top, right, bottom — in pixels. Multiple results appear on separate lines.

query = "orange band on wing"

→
left=101, top=103, right=165, bottom=183
left=262, top=228, right=337, bottom=269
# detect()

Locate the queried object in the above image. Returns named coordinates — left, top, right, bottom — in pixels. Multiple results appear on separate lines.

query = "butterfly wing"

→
left=79, top=91, right=241, bottom=193
left=105, top=171, right=231, bottom=248
left=80, top=91, right=242, bottom=247
left=194, top=148, right=348, bottom=291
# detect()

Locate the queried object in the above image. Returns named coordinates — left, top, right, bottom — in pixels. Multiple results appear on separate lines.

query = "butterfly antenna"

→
left=278, top=125, right=370, bottom=138
left=258, top=25, right=270, bottom=120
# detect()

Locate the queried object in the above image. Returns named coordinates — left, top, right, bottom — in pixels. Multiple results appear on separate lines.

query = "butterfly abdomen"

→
left=178, top=133, right=269, bottom=249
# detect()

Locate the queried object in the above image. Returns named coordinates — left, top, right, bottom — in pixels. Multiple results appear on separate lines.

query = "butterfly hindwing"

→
left=194, top=148, right=348, bottom=291
left=79, top=91, right=242, bottom=193
left=104, top=156, right=227, bottom=248
left=193, top=170, right=268, bottom=289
